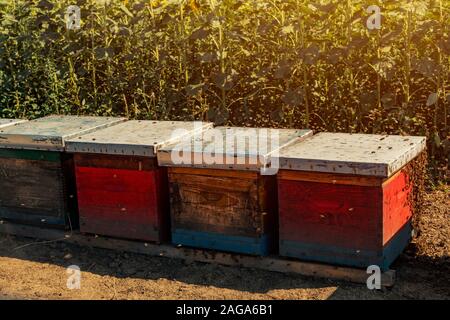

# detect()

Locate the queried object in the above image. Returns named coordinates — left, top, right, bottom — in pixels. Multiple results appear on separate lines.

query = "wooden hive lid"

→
left=65, top=120, right=213, bottom=157
left=0, top=119, right=28, bottom=129
left=278, top=132, right=427, bottom=177
left=157, top=126, right=313, bottom=172
left=0, top=115, right=126, bottom=151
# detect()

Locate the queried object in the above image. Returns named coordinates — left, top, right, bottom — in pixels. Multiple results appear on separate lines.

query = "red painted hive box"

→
left=277, top=133, right=427, bottom=270
left=65, top=120, right=212, bottom=242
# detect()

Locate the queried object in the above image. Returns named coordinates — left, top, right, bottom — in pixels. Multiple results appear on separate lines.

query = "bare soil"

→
left=0, top=187, right=448, bottom=300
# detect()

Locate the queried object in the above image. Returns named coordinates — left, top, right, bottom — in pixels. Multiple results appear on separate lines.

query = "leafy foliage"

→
left=0, top=0, right=448, bottom=181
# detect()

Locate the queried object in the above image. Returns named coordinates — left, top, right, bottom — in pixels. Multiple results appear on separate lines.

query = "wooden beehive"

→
left=0, top=115, right=126, bottom=228
left=158, top=127, right=313, bottom=255
left=65, top=120, right=212, bottom=242
left=277, top=133, right=427, bottom=270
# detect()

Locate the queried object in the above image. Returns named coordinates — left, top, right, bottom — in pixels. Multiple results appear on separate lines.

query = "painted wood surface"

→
left=382, top=170, right=412, bottom=245
left=0, top=221, right=396, bottom=287
left=66, top=120, right=212, bottom=156
left=168, top=167, right=277, bottom=255
left=0, top=119, right=27, bottom=129
left=278, top=177, right=383, bottom=250
left=279, top=132, right=426, bottom=177
left=278, top=168, right=413, bottom=269
left=0, top=115, right=126, bottom=151
left=280, top=222, right=412, bottom=271
left=74, top=154, right=169, bottom=242
left=158, top=127, right=312, bottom=171
left=172, top=229, right=271, bottom=255
left=0, top=150, right=77, bottom=228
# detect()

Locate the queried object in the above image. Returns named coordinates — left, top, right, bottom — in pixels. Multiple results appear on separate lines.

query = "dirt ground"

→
left=0, top=186, right=448, bottom=300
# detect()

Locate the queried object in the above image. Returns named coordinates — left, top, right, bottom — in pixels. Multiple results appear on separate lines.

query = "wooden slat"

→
left=278, top=170, right=383, bottom=187
left=74, top=153, right=157, bottom=171
left=0, top=149, right=61, bottom=162
left=169, top=167, right=258, bottom=179
left=0, top=222, right=396, bottom=287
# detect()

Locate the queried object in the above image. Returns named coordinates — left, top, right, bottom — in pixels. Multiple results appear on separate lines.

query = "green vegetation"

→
left=0, top=0, right=448, bottom=180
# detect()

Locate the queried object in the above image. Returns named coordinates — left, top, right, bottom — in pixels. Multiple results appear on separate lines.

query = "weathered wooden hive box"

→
left=0, top=115, right=126, bottom=228
left=277, top=132, right=427, bottom=270
left=158, top=127, right=313, bottom=255
left=65, top=120, right=212, bottom=242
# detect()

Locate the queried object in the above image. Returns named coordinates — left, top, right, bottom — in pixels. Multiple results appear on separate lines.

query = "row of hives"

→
left=0, top=116, right=426, bottom=271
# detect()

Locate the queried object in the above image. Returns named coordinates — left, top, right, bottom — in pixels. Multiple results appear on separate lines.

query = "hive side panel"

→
left=169, top=169, right=260, bottom=237
left=382, top=170, right=413, bottom=245
left=74, top=155, right=162, bottom=242
left=278, top=175, right=383, bottom=251
left=0, top=151, right=67, bottom=226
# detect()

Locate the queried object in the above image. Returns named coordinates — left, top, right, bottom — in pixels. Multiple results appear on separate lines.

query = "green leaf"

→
left=120, top=4, right=134, bottom=18
left=281, top=25, right=294, bottom=34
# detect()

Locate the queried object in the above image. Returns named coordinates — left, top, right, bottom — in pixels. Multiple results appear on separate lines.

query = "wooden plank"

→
left=278, top=170, right=383, bottom=187
left=279, top=132, right=426, bottom=178
left=0, top=149, right=61, bottom=162
left=0, top=119, right=27, bottom=129
left=0, top=115, right=126, bottom=151
left=66, top=121, right=213, bottom=156
left=158, top=127, right=312, bottom=171
left=73, top=153, right=157, bottom=170
left=172, top=229, right=271, bottom=256
left=0, top=222, right=396, bottom=287
left=169, top=167, right=258, bottom=179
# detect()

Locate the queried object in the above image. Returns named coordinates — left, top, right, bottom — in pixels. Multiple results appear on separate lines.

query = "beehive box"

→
left=0, top=119, right=28, bottom=129
left=0, top=115, right=126, bottom=228
left=277, top=133, right=427, bottom=270
left=65, top=120, right=212, bottom=242
left=158, top=127, right=313, bottom=255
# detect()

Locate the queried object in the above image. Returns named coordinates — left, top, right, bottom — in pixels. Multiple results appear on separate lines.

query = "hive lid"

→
left=0, top=119, right=28, bottom=129
left=0, top=115, right=126, bottom=151
left=65, top=120, right=214, bottom=157
left=278, top=132, right=426, bottom=177
left=157, top=126, right=313, bottom=173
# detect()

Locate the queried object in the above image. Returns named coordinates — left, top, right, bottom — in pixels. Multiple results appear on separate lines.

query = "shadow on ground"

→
left=0, top=233, right=448, bottom=300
